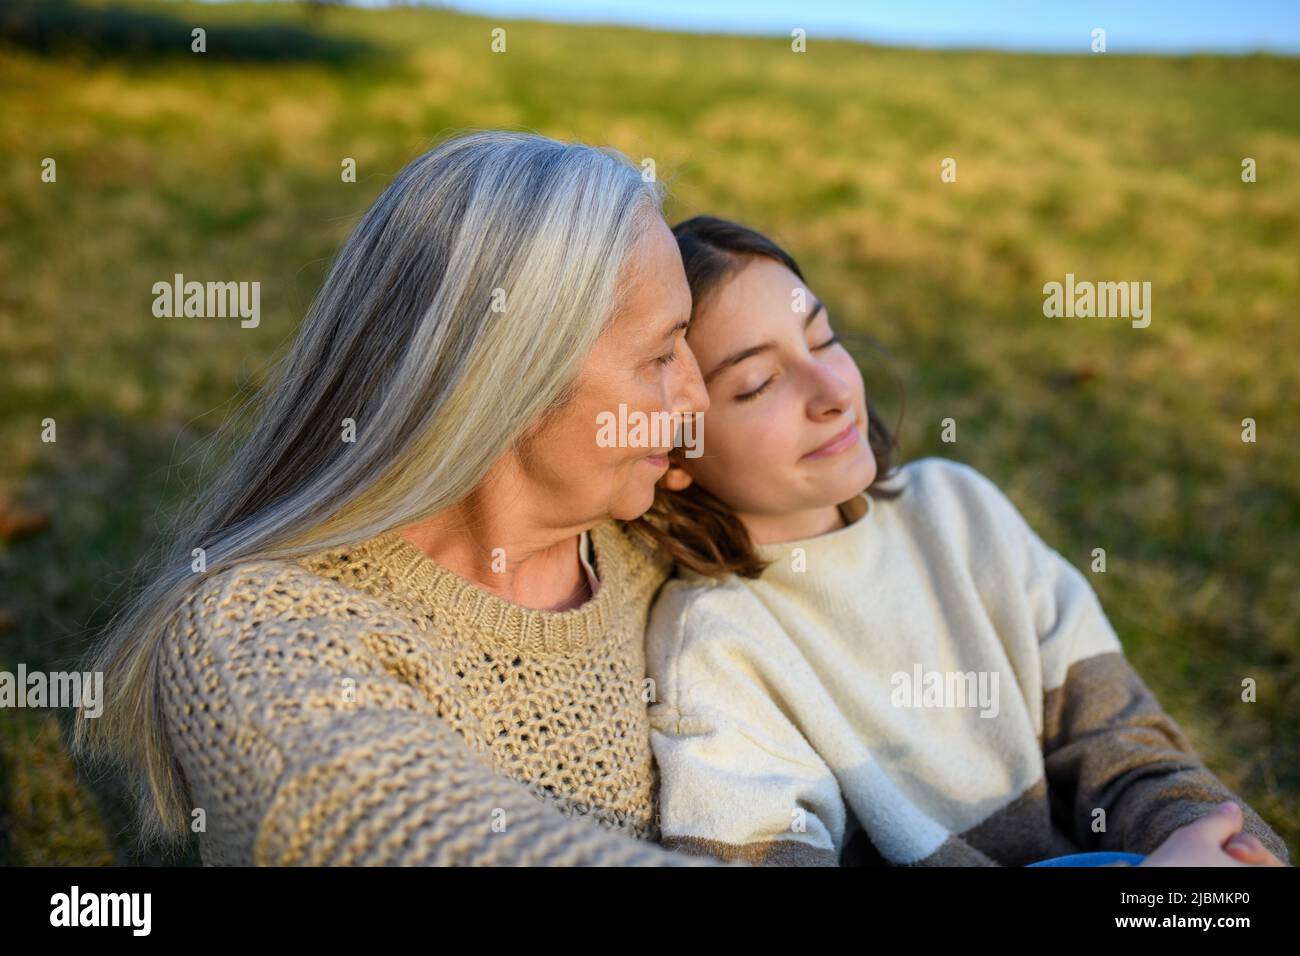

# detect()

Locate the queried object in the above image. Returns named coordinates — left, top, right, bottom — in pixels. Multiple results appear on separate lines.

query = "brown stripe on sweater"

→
left=900, top=836, right=1002, bottom=866
left=661, top=834, right=839, bottom=866
left=839, top=781, right=1086, bottom=866
left=955, top=776, right=1077, bottom=865
left=1041, top=650, right=1291, bottom=862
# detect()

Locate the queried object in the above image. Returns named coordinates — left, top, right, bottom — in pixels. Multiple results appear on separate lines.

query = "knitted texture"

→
left=158, top=518, right=737, bottom=866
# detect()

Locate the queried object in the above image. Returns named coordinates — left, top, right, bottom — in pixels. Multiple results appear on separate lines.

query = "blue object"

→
left=1027, top=851, right=1147, bottom=867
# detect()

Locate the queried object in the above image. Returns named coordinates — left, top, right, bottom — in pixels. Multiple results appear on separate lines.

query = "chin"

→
left=609, top=485, right=658, bottom=523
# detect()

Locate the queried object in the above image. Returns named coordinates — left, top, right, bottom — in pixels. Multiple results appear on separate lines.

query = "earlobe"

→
left=656, top=465, right=694, bottom=492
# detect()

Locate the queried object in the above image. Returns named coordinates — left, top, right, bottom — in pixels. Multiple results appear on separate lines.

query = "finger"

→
left=1190, top=801, right=1245, bottom=842
left=1223, top=839, right=1265, bottom=863
left=1225, top=834, right=1285, bottom=867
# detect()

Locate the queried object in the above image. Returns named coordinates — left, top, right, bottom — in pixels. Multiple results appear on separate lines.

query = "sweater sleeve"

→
left=644, top=581, right=843, bottom=866
left=159, top=563, right=741, bottom=867
left=948, top=461, right=1291, bottom=864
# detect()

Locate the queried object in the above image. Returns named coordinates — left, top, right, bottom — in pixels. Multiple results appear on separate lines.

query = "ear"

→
left=656, top=461, right=695, bottom=492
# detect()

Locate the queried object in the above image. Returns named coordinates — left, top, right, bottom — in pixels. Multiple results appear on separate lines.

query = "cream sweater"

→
left=645, top=457, right=1290, bottom=866
left=159, top=518, right=739, bottom=866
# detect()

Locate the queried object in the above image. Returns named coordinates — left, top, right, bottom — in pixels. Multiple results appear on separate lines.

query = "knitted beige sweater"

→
left=158, top=518, right=736, bottom=866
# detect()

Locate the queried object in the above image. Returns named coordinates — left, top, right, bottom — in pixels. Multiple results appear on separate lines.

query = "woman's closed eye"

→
left=735, top=376, right=774, bottom=402
left=734, top=335, right=839, bottom=401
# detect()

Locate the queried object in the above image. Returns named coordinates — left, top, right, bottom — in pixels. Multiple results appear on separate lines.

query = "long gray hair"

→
left=72, top=130, right=667, bottom=853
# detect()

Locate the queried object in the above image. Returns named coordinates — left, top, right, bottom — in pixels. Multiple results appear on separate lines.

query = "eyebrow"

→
left=662, top=318, right=691, bottom=342
left=703, top=299, right=824, bottom=384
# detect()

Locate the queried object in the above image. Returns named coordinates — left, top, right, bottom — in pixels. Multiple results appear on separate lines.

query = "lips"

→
left=803, top=420, right=859, bottom=460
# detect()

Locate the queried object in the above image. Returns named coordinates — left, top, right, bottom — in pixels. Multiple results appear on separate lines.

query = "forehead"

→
left=717, top=256, right=805, bottom=309
left=690, top=257, right=808, bottom=345
left=612, top=223, right=691, bottom=328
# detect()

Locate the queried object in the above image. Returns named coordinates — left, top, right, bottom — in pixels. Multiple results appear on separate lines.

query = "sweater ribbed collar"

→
left=352, top=519, right=629, bottom=655
left=750, top=492, right=877, bottom=589
left=753, top=492, right=873, bottom=557
left=672, top=492, right=876, bottom=587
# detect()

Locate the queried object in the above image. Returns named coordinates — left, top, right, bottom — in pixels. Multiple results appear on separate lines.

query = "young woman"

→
left=634, top=215, right=1291, bottom=868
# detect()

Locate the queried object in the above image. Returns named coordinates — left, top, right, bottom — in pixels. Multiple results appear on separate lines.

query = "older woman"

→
left=74, top=131, right=731, bottom=866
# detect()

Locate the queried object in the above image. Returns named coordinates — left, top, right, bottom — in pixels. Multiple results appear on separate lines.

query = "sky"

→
left=312, top=0, right=1300, bottom=54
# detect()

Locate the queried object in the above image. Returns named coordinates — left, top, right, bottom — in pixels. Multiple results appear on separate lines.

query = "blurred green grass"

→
left=0, top=0, right=1296, bottom=865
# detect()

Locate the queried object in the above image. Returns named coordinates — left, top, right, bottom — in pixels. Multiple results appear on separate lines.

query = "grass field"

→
left=0, top=0, right=1297, bottom=865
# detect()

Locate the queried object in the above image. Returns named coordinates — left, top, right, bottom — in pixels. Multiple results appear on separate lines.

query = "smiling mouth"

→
left=803, top=419, right=859, bottom=459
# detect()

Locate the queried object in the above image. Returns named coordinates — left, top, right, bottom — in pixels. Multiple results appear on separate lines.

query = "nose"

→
left=672, top=336, right=710, bottom=417
left=806, top=359, right=854, bottom=421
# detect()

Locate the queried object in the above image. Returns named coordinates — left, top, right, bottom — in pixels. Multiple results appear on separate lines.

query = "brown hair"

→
left=626, top=214, right=903, bottom=579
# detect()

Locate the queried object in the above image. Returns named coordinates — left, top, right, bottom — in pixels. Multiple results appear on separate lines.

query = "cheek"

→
left=595, top=386, right=680, bottom=480
left=696, top=400, right=800, bottom=480
left=543, top=390, right=637, bottom=485
left=833, top=351, right=867, bottom=395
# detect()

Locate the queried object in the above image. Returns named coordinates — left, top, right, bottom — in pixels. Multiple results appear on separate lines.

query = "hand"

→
left=1138, top=801, right=1287, bottom=867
